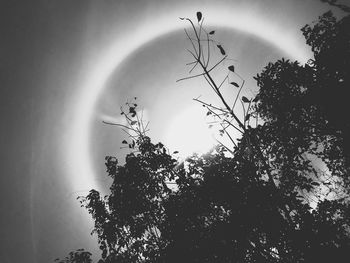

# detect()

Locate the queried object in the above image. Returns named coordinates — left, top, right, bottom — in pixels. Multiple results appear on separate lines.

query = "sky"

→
left=0, top=0, right=338, bottom=262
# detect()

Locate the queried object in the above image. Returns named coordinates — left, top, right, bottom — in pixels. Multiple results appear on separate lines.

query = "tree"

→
left=57, top=8, right=350, bottom=263
left=320, top=0, right=350, bottom=13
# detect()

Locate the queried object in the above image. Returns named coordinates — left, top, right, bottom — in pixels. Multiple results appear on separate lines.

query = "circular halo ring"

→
left=66, top=8, right=310, bottom=191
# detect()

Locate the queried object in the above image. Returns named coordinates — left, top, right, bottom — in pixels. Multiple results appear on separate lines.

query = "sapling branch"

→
left=180, top=13, right=296, bottom=227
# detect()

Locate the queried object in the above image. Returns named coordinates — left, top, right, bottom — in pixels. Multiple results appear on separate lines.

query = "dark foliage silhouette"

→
left=56, top=7, right=350, bottom=263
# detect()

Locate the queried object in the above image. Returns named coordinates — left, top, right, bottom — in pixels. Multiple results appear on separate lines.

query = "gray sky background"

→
left=0, top=0, right=339, bottom=262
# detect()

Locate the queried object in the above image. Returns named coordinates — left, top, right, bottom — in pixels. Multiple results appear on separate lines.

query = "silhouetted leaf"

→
left=217, top=45, right=226, bottom=55
left=122, top=140, right=128, bottom=144
left=242, top=96, right=250, bottom=103
left=228, top=65, right=235, bottom=72
left=196, top=12, right=202, bottom=22
left=130, top=121, right=137, bottom=125
left=245, top=114, right=251, bottom=121
left=230, top=82, right=239, bottom=87
left=209, top=30, right=215, bottom=35
left=173, top=151, right=179, bottom=154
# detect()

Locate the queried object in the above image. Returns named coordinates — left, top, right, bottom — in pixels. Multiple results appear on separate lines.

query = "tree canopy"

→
left=57, top=7, right=350, bottom=263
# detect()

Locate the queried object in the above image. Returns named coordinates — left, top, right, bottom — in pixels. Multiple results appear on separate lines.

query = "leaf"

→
left=245, top=114, right=251, bottom=121
left=217, top=45, right=226, bottom=55
left=122, top=140, right=128, bottom=144
left=252, top=95, right=260, bottom=102
left=206, top=111, right=212, bottom=116
left=228, top=65, right=235, bottom=72
left=209, top=30, right=215, bottom=35
left=311, top=182, right=320, bottom=186
left=173, top=151, right=179, bottom=154
left=130, top=121, right=137, bottom=125
left=230, top=82, right=239, bottom=88
left=242, top=96, right=250, bottom=103
left=196, top=12, right=202, bottom=22
left=179, top=17, right=185, bottom=20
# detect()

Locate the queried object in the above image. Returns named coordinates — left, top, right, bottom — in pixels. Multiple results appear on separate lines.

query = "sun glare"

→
left=163, top=105, right=216, bottom=158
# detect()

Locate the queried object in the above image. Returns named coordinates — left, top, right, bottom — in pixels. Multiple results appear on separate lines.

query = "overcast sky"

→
left=0, top=0, right=338, bottom=262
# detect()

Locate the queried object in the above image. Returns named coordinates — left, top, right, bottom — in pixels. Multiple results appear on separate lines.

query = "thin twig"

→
left=232, top=80, right=245, bottom=110
left=184, top=28, right=198, bottom=57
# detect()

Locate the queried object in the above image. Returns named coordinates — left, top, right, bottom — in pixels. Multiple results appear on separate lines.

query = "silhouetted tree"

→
left=57, top=7, right=350, bottom=263
left=320, top=0, right=350, bottom=13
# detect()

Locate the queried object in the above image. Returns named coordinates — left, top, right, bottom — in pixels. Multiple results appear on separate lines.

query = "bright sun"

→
left=163, top=105, right=216, bottom=158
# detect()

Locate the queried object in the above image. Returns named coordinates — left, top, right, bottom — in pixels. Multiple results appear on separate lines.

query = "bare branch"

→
left=193, top=98, right=227, bottom=114
left=232, top=80, right=245, bottom=110
left=204, top=74, right=220, bottom=96
left=240, top=99, right=246, bottom=128
left=215, top=138, right=235, bottom=155
left=218, top=75, right=229, bottom=90
left=206, top=33, right=211, bottom=67
left=177, top=71, right=207, bottom=82
left=207, top=55, right=228, bottom=73
left=184, top=28, right=199, bottom=57
left=220, top=123, right=238, bottom=148
left=102, top=121, right=139, bottom=133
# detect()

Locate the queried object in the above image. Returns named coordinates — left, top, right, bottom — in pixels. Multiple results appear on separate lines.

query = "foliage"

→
left=58, top=8, right=350, bottom=263
left=54, top=249, right=93, bottom=263
left=320, top=0, right=350, bottom=13
left=254, top=11, right=350, bottom=190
